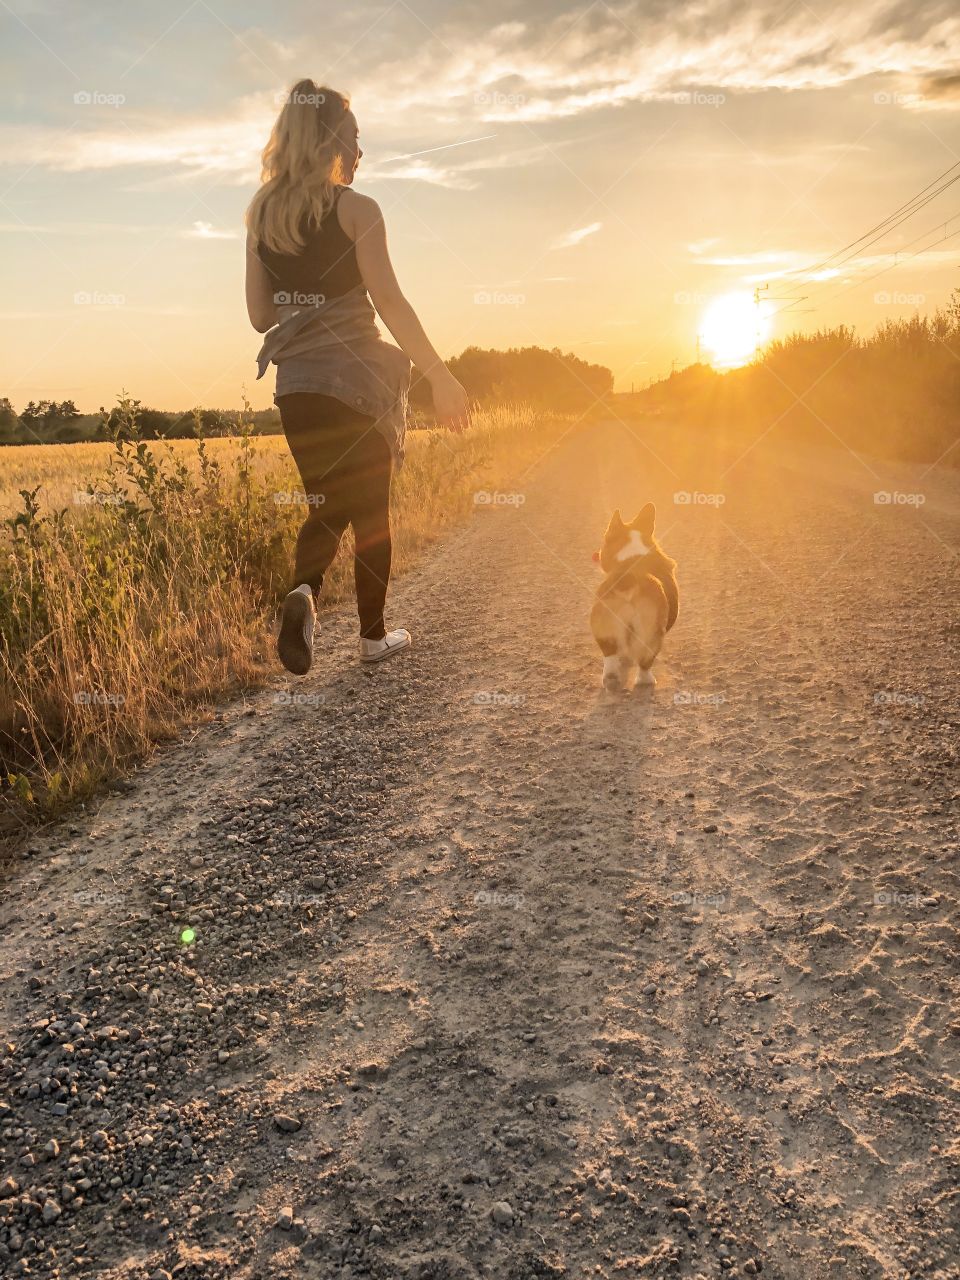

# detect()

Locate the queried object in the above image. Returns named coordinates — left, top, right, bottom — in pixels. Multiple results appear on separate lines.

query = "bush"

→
left=641, top=298, right=960, bottom=464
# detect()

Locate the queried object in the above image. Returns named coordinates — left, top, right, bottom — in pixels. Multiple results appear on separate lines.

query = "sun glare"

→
left=698, top=291, right=772, bottom=368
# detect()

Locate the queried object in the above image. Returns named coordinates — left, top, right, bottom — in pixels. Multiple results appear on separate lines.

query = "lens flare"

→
left=698, top=291, right=772, bottom=368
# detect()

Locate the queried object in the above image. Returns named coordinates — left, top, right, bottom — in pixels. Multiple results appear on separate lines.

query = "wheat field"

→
left=0, top=400, right=568, bottom=832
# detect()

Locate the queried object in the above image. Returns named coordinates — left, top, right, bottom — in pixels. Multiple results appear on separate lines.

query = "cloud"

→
left=701, top=244, right=960, bottom=286
left=0, top=110, right=268, bottom=183
left=0, top=220, right=168, bottom=235
left=0, top=102, right=505, bottom=190
left=550, top=222, right=602, bottom=249
left=183, top=221, right=239, bottom=240
left=3, top=1, right=959, bottom=187
left=352, top=0, right=960, bottom=125
left=361, top=159, right=482, bottom=189
left=913, top=71, right=960, bottom=108
left=701, top=251, right=811, bottom=268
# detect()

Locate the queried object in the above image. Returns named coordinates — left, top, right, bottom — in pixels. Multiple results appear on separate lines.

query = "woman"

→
left=245, top=78, right=470, bottom=675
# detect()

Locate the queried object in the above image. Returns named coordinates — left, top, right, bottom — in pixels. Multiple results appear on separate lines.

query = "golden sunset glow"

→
left=698, top=292, right=772, bottom=369
left=1, top=1, right=958, bottom=410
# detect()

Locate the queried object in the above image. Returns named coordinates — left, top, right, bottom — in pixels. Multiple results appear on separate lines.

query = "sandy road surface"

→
left=1, top=419, right=958, bottom=1280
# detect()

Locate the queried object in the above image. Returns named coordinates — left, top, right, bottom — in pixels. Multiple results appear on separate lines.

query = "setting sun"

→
left=698, top=291, right=772, bottom=368
left=3, top=4, right=960, bottom=1276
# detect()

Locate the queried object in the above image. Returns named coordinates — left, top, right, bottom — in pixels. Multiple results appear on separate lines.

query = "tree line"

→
left=0, top=344, right=615, bottom=445
left=411, top=344, right=613, bottom=411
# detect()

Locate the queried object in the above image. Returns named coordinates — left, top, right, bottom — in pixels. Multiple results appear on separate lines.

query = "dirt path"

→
left=1, top=420, right=958, bottom=1280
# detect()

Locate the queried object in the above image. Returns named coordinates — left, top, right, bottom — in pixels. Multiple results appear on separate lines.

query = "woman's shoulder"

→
left=337, top=187, right=384, bottom=238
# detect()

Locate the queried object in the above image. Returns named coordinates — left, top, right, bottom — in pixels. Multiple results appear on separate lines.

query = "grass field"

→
left=0, top=435, right=291, bottom=517
left=0, top=399, right=572, bottom=835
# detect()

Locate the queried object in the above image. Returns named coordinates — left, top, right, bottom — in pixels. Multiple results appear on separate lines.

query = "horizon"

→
left=2, top=0, right=960, bottom=413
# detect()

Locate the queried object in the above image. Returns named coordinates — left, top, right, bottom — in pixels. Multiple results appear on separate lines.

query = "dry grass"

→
left=0, top=399, right=571, bottom=837
left=0, top=436, right=290, bottom=517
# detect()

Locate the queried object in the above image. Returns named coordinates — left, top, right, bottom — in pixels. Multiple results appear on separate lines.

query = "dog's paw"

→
left=635, top=668, right=657, bottom=688
left=601, top=657, right=625, bottom=693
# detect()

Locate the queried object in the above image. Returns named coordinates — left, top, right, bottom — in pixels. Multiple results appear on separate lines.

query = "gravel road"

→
left=1, top=419, right=957, bottom=1280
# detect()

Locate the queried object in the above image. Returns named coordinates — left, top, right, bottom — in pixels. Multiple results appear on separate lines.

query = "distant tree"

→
left=19, top=400, right=50, bottom=430
left=417, top=345, right=614, bottom=411
left=100, top=402, right=174, bottom=440
left=171, top=408, right=227, bottom=438
left=0, top=397, right=21, bottom=444
left=18, top=399, right=81, bottom=441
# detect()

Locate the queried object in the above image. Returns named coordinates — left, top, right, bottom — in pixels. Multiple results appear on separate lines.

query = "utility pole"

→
left=755, top=282, right=812, bottom=332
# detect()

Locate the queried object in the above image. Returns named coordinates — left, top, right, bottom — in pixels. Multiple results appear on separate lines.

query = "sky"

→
left=1, top=0, right=959, bottom=412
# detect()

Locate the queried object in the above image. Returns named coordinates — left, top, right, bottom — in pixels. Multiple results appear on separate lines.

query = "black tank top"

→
left=257, top=187, right=363, bottom=301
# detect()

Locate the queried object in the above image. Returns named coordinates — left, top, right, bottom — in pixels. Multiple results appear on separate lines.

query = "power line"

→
left=797, top=210, right=960, bottom=313
left=774, top=162, right=960, bottom=300
left=803, top=160, right=960, bottom=271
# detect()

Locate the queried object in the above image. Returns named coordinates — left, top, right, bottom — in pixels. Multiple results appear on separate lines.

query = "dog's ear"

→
left=631, top=503, right=656, bottom=538
left=605, top=509, right=625, bottom=537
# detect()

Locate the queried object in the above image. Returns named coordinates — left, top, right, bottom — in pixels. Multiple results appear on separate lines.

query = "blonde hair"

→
left=246, top=78, right=352, bottom=255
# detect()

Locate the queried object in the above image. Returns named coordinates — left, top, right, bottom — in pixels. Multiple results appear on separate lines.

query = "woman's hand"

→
left=430, top=370, right=470, bottom=431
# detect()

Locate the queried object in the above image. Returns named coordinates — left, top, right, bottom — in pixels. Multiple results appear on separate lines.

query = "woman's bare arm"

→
left=343, top=191, right=470, bottom=427
left=245, top=234, right=277, bottom=333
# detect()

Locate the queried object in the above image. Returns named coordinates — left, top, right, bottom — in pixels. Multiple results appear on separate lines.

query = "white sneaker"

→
left=277, top=584, right=316, bottom=675
left=359, top=628, right=412, bottom=663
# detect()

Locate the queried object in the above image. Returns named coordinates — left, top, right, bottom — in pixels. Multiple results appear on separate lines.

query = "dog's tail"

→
left=661, top=566, right=679, bottom=631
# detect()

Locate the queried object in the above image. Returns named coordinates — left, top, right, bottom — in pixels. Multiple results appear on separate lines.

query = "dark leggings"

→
left=277, top=392, right=393, bottom=641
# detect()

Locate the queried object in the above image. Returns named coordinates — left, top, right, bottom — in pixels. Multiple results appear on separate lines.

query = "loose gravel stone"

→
left=491, top=1201, right=514, bottom=1226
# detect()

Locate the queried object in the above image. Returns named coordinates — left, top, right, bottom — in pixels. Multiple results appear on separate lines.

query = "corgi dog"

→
left=590, top=503, right=678, bottom=692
